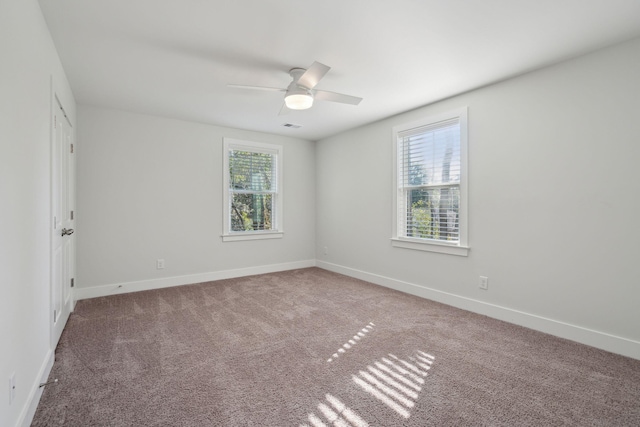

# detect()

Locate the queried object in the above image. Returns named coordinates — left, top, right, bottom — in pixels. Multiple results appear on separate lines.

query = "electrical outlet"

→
left=156, top=259, right=165, bottom=269
left=9, top=373, right=15, bottom=405
left=323, top=246, right=328, bottom=255
left=479, top=276, right=489, bottom=290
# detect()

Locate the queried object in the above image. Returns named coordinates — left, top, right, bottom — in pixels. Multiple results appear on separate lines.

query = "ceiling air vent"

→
left=283, top=123, right=302, bottom=129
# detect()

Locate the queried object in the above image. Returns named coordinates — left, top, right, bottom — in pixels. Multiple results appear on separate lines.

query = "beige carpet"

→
left=32, top=268, right=640, bottom=426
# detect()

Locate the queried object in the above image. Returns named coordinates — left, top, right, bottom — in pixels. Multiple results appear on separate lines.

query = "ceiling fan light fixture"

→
left=285, top=88, right=314, bottom=110
left=229, top=61, right=362, bottom=114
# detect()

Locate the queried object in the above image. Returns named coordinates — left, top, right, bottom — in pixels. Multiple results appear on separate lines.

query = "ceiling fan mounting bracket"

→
left=288, top=68, right=307, bottom=83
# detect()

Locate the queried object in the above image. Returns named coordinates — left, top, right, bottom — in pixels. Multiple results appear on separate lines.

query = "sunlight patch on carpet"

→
left=366, top=365, right=418, bottom=399
left=373, top=361, right=422, bottom=391
left=327, top=322, right=375, bottom=362
left=302, top=394, right=370, bottom=427
left=354, top=351, right=435, bottom=419
left=304, top=350, right=435, bottom=424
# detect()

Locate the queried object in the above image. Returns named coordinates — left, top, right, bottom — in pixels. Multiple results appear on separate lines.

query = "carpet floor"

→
left=32, top=268, right=640, bottom=426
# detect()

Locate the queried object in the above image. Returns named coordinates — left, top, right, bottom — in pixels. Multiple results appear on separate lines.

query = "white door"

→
left=51, top=97, right=75, bottom=348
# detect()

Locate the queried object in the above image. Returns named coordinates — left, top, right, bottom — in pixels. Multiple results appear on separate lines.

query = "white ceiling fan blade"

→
left=227, top=84, right=286, bottom=92
left=297, top=61, right=330, bottom=89
left=314, top=90, right=362, bottom=105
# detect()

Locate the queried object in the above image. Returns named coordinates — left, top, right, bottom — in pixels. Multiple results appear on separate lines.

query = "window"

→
left=392, top=108, right=469, bottom=256
left=222, top=138, right=283, bottom=241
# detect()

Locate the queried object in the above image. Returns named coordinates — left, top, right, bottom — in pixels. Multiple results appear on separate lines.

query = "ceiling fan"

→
left=227, top=61, right=362, bottom=115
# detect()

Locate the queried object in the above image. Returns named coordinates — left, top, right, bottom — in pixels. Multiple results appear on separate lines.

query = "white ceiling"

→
left=39, top=0, right=640, bottom=141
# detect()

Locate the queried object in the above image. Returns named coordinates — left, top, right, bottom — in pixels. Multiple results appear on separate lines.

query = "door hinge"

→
left=70, top=210, right=74, bottom=220
left=70, top=143, right=74, bottom=153
left=70, top=278, right=74, bottom=288
left=54, top=115, right=57, bottom=129
left=54, top=310, right=57, bottom=321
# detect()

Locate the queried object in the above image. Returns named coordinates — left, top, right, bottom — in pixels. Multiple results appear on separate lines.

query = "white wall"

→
left=0, top=1, right=76, bottom=426
left=316, top=37, right=640, bottom=359
left=75, top=106, right=316, bottom=296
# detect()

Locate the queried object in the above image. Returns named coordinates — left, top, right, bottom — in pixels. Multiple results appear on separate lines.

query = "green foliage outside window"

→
left=229, top=150, right=274, bottom=231
left=407, top=187, right=459, bottom=241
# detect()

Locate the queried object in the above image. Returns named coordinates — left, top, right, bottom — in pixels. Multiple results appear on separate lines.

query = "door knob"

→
left=61, top=228, right=74, bottom=236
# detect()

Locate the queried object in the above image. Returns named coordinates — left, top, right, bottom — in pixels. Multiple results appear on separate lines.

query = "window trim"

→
left=222, top=138, right=284, bottom=242
left=391, top=108, right=469, bottom=256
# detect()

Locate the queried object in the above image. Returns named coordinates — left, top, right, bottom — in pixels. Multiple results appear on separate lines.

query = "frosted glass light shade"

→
left=285, top=93, right=313, bottom=110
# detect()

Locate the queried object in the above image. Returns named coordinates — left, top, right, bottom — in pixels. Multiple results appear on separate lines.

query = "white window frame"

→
left=222, top=138, right=284, bottom=242
left=391, top=108, right=469, bottom=256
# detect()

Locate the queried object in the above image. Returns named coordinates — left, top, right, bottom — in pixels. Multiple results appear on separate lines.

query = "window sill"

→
left=391, top=238, right=469, bottom=257
left=222, top=232, right=283, bottom=242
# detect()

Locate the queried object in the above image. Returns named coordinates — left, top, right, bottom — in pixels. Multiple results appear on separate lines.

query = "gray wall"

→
left=75, top=106, right=316, bottom=293
left=0, top=1, right=76, bottom=426
left=316, top=38, right=640, bottom=358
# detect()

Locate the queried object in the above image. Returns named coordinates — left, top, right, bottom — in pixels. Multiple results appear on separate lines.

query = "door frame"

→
left=50, top=83, right=76, bottom=350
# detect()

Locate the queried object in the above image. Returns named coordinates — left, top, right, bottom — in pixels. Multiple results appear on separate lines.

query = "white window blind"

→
left=394, top=109, right=467, bottom=253
left=229, top=148, right=276, bottom=231
left=222, top=138, right=283, bottom=241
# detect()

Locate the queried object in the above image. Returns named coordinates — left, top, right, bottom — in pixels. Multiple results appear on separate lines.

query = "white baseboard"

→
left=317, top=260, right=640, bottom=361
left=17, top=349, right=54, bottom=427
left=74, top=259, right=317, bottom=300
